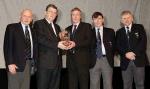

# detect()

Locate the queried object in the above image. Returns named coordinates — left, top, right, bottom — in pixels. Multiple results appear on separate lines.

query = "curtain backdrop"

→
left=0, top=0, right=149, bottom=68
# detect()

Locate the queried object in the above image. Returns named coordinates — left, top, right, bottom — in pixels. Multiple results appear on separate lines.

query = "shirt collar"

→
left=95, top=26, right=103, bottom=31
left=125, top=23, right=132, bottom=31
left=73, top=22, right=80, bottom=28
left=21, top=23, right=29, bottom=30
left=45, top=18, right=53, bottom=24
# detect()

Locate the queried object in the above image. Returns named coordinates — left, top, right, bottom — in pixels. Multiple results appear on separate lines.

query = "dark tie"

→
left=126, top=27, right=131, bottom=50
left=126, top=27, right=130, bottom=39
left=70, top=25, right=77, bottom=40
left=96, top=29, right=102, bottom=59
left=69, top=25, right=77, bottom=54
left=25, top=26, right=31, bottom=59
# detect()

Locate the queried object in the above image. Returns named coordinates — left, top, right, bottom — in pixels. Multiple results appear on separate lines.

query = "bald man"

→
left=4, top=9, right=37, bottom=89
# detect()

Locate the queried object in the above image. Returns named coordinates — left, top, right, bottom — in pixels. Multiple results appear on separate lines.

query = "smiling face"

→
left=20, top=9, right=33, bottom=25
left=121, top=13, right=133, bottom=26
left=71, top=9, right=81, bottom=24
left=93, top=15, right=104, bottom=27
left=45, top=7, right=57, bottom=22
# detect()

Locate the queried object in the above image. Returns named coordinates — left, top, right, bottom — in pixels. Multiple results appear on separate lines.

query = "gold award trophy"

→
left=59, top=30, right=71, bottom=47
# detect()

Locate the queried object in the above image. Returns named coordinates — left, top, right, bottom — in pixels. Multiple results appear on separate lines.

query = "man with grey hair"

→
left=4, top=9, right=37, bottom=89
left=116, top=10, right=148, bottom=89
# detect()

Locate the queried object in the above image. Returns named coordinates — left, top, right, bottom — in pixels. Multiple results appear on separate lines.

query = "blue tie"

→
left=96, top=29, right=102, bottom=59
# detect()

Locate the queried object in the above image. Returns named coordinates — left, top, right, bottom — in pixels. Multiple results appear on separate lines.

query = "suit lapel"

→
left=92, top=28, right=97, bottom=40
left=43, top=19, right=58, bottom=39
left=122, top=27, right=129, bottom=43
left=73, top=22, right=82, bottom=35
left=18, top=23, right=26, bottom=41
left=103, top=27, right=107, bottom=43
left=53, top=24, right=60, bottom=36
left=130, top=24, right=137, bottom=36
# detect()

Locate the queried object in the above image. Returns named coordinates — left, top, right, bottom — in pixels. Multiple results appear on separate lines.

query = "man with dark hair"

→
left=4, top=9, right=37, bottom=89
left=65, top=7, right=93, bottom=89
left=116, top=10, right=148, bottom=89
left=34, top=4, right=67, bottom=89
left=90, top=12, right=115, bottom=89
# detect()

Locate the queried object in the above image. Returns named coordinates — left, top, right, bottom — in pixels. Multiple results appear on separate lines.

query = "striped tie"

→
left=25, top=26, right=31, bottom=59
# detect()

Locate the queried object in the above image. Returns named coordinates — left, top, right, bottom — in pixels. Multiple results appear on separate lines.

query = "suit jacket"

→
left=116, top=24, right=148, bottom=70
left=90, top=27, right=115, bottom=68
left=66, top=22, right=92, bottom=68
left=3, top=22, right=37, bottom=72
left=34, top=19, right=62, bottom=69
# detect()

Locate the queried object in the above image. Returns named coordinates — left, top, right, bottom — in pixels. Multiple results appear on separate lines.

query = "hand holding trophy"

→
left=59, top=30, right=75, bottom=50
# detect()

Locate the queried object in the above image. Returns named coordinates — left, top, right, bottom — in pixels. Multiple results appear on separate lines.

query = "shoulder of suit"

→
left=53, top=23, right=60, bottom=28
left=80, top=22, right=91, bottom=26
left=5, top=23, right=22, bottom=33
left=7, top=22, right=19, bottom=26
left=6, top=22, right=20, bottom=29
left=103, top=27, right=115, bottom=34
left=104, top=27, right=114, bottom=31
left=116, top=27, right=124, bottom=33
left=65, top=25, right=72, bottom=30
left=34, top=19, right=45, bottom=24
left=132, top=23, right=144, bottom=28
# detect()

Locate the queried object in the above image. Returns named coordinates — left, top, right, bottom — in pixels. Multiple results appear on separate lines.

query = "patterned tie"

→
left=96, top=29, right=102, bottom=59
left=126, top=27, right=131, bottom=50
left=126, top=27, right=130, bottom=39
left=25, top=26, right=31, bottom=59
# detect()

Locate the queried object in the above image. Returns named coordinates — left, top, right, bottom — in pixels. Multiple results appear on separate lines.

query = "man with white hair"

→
left=4, top=9, right=37, bottom=89
left=116, top=10, right=148, bottom=89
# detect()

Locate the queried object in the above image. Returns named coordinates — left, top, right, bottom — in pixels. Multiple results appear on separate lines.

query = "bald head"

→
left=20, top=9, right=33, bottom=25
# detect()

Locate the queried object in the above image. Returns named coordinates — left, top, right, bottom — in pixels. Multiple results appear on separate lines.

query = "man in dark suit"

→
left=34, top=4, right=67, bottom=89
left=116, top=10, right=148, bottom=89
left=3, top=9, right=37, bottom=89
left=65, top=7, right=93, bottom=89
left=89, top=12, right=115, bottom=89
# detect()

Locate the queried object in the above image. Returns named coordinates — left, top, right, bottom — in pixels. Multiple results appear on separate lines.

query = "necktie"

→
left=70, top=25, right=77, bottom=40
left=72, top=25, right=77, bottom=36
left=25, top=26, right=31, bottom=59
left=69, top=25, right=77, bottom=54
left=96, top=29, right=102, bottom=59
left=126, top=27, right=131, bottom=50
left=50, top=23, right=57, bottom=36
left=126, top=27, right=130, bottom=39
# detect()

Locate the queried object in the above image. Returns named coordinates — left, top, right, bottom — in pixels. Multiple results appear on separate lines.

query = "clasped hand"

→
left=125, top=52, right=136, bottom=60
left=58, top=31, right=76, bottom=50
left=58, top=40, right=76, bottom=50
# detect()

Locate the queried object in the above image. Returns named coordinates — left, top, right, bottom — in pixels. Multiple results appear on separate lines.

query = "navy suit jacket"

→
left=90, top=27, right=115, bottom=68
left=116, top=24, right=149, bottom=70
left=4, top=22, right=37, bottom=72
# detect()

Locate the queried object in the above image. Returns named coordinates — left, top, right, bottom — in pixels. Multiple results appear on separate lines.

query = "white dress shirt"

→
left=72, top=22, right=80, bottom=33
left=125, top=23, right=132, bottom=33
left=95, top=26, right=106, bottom=55
left=46, top=19, right=57, bottom=36
left=21, top=23, right=33, bottom=58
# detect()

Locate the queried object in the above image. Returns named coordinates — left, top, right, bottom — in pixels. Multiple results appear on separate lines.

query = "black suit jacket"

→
left=3, top=22, right=37, bottom=72
left=116, top=24, right=148, bottom=70
left=34, top=19, right=62, bottom=69
left=66, top=22, right=92, bottom=68
left=90, top=27, right=115, bottom=68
